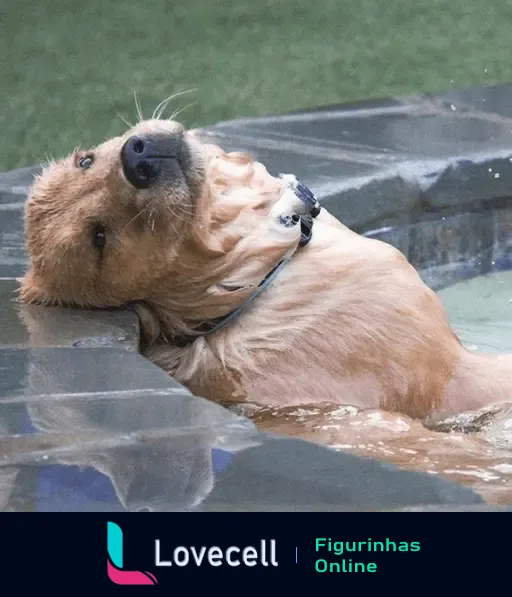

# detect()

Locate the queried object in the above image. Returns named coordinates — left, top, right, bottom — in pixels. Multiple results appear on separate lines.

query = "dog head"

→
left=20, top=119, right=302, bottom=339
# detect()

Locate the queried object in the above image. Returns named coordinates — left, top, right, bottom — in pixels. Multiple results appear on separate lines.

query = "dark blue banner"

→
left=1, top=513, right=507, bottom=590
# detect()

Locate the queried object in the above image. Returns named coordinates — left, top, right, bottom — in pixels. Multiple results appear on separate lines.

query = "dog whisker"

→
left=176, top=200, right=195, bottom=212
left=123, top=205, right=151, bottom=232
left=171, top=208, right=193, bottom=225
left=116, top=112, right=134, bottom=128
left=168, top=101, right=197, bottom=122
left=173, top=211, right=195, bottom=222
left=149, top=209, right=156, bottom=233
left=152, top=89, right=198, bottom=120
left=133, top=90, right=144, bottom=122
left=173, top=204, right=196, bottom=218
left=165, top=205, right=182, bottom=239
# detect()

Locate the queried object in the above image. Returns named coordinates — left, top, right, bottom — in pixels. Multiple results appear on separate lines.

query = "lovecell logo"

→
left=107, top=522, right=158, bottom=585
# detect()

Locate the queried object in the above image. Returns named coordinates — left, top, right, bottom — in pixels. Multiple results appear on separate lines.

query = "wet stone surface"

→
left=2, top=83, right=512, bottom=510
left=0, top=279, right=140, bottom=351
left=197, top=82, right=512, bottom=231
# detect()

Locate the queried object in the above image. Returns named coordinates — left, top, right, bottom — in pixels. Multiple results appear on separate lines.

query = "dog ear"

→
left=129, top=301, right=161, bottom=350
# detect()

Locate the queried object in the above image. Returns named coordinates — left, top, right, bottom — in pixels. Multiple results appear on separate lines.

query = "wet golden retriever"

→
left=20, top=118, right=512, bottom=425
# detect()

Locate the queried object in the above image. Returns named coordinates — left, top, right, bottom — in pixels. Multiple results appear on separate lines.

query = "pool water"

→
left=234, top=270, right=512, bottom=505
left=438, top=270, right=512, bottom=354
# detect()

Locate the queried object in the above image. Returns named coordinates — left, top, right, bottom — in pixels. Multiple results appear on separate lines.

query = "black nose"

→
left=121, top=136, right=164, bottom=189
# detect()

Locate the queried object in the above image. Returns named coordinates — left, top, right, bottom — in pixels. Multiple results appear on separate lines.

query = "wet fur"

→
left=20, top=119, right=512, bottom=424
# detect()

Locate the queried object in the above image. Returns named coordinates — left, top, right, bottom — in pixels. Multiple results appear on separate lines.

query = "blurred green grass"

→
left=1, top=0, right=512, bottom=170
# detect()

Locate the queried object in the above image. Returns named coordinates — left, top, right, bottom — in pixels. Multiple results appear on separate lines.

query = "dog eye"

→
left=93, top=223, right=106, bottom=250
left=78, top=154, right=94, bottom=169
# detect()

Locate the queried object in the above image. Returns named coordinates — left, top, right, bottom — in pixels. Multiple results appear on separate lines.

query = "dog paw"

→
left=277, top=173, right=320, bottom=217
left=270, top=174, right=309, bottom=225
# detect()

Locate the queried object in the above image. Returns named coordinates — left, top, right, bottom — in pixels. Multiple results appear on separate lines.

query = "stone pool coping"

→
left=2, top=82, right=512, bottom=511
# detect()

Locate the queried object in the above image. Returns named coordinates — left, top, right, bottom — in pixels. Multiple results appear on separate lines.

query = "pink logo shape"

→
left=107, top=560, right=158, bottom=585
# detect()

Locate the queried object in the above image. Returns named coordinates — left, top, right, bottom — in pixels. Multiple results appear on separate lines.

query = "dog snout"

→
left=121, top=135, right=166, bottom=189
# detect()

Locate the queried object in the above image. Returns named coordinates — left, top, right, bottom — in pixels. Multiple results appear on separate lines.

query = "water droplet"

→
left=450, top=104, right=457, bottom=111
left=488, top=167, right=493, bottom=172
left=484, top=68, right=488, bottom=73
left=466, top=344, right=479, bottom=351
